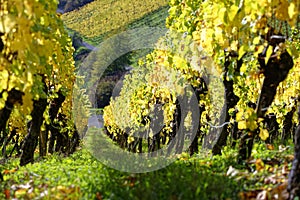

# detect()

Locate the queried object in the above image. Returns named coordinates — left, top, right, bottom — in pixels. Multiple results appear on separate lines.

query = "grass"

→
left=62, top=0, right=169, bottom=45
left=0, top=142, right=294, bottom=199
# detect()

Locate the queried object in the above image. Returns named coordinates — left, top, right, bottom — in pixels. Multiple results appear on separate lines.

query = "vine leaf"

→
left=238, top=120, right=247, bottom=129
left=0, top=14, right=16, bottom=33
left=238, top=45, right=247, bottom=60
left=253, top=36, right=260, bottom=45
left=288, top=3, right=296, bottom=19
left=259, top=128, right=269, bottom=141
left=228, top=5, right=239, bottom=21
left=265, top=46, right=273, bottom=65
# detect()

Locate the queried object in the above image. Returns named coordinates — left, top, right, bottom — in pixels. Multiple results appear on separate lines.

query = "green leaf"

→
left=287, top=45, right=299, bottom=58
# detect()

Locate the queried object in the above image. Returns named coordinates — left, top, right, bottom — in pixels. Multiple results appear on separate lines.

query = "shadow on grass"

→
left=100, top=161, right=242, bottom=200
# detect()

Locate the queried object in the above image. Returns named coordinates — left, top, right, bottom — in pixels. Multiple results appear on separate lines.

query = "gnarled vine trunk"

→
left=0, top=89, right=23, bottom=160
left=47, top=90, right=66, bottom=155
left=212, top=52, right=240, bottom=155
left=0, top=89, right=24, bottom=136
left=20, top=78, right=48, bottom=166
left=238, top=34, right=294, bottom=161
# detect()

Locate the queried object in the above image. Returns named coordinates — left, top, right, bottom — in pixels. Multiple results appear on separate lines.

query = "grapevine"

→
left=102, top=0, right=300, bottom=159
left=0, top=0, right=77, bottom=165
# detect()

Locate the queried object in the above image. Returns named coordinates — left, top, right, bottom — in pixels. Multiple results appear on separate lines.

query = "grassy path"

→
left=0, top=142, right=294, bottom=199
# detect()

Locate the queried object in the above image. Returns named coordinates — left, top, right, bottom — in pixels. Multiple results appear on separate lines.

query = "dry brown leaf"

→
left=239, top=190, right=262, bottom=200
left=3, top=168, right=18, bottom=175
left=256, top=159, right=265, bottom=171
left=256, top=190, right=268, bottom=200
left=96, top=192, right=102, bottom=200
left=264, top=175, right=278, bottom=185
left=266, top=144, right=274, bottom=150
left=270, top=182, right=288, bottom=200
left=3, top=189, right=10, bottom=199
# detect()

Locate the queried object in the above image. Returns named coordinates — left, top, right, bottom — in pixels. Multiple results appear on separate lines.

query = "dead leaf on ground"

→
left=96, top=192, right=102, bottom=200
left=239, top=181, right=289, bottom=200
left=266, top=144, right=274, bottom=150
left=3, top=189, right=10, bottom=199
left=256, top=159, right=265, bottom=171
left=3, top=168, right=18, bottom=175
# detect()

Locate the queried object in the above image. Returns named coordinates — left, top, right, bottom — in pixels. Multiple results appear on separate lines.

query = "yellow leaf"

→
left=236, top=111, right=244, bottom=121
left=255, top=158, right=265, bottom=171
left=0, top=99, right=5, bottom=109
left=0, top=14, right=16, bottom=33
left=265, top=46, right=273, bottom=65
left=248, top=120, right=258, bottom=131
left=266, top=144, right=274, bottom=150
left=228, top=5, right=239, bottom=21
left=192, top=31, right=200, bottom=41
left=15, top=188, right=27, bottom=197
left=219, top=7, right=227, bottom=24
left=40, top=17, right=45, bottom=25
left=230, top=40, right=238, bottom=52
left=288, top=3, right=296, bottom=19
left=238, top=120, right=247, bottom=129
left=259, top=128, right=269, bottom=140
left=254, top=45, right=265, bottom=57
left=27, top=72, right=33, bottom=85
left=287, top=45, right=299, bottom=58
left=258, top=118, right=264, bottom=123
left=240, top=63, right=247, bottom=74
left=0, top=70, right=9, bottom=91
left=253, top=36, right=260, bottom=45
left=21, top=91, right=33, bottom=113
left=128, top=136, right=135, bottom=144
left=2, top=91, right=8, bottom=101
left=238, top=45, right=247, bottom=60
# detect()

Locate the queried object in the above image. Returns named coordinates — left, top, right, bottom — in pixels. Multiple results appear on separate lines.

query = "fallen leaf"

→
left=4, top=189, right=10, bottom=199
left=285, top=155, right=294, bottom=162
left=226, top=166, right=239, bottom=177
left=3, top=168, right=18, bottom=175
left=282, top=164, right=289, bottom=175
left=264, top=174, right=278, bottom=185
left=96, top=192, right=102, bottom=200
left=270, top=182, right=288, bottom=200
left=256, top=190, right=268, bottom=200
left=239, top=190, right=261, bottom=200
left=15, top=188, right=28, bottom=197
left=266, top=144, right=274, bottom=150
left=256, top=159, right=265, bottom=171
left=263, top=158, right=281, bottom=166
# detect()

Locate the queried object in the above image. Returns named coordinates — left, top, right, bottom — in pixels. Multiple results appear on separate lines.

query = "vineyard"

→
left=62, top=0, right=169, bottom=45
left=0, top=0, right=80, bottom=166
left=99, top=0, right=300, bottom=198
left=102, top=0, right=300, bottom=159
left=1, top=0, right=300, bottom=199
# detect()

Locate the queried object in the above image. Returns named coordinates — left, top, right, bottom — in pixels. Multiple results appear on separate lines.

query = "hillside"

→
left=1, top=1, right=300, bottom=200
left=62, top=0, right=169, bottom=45
left=61, top=0, right=170, bottom=109
left=58, top=0, right=94, bottom=13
